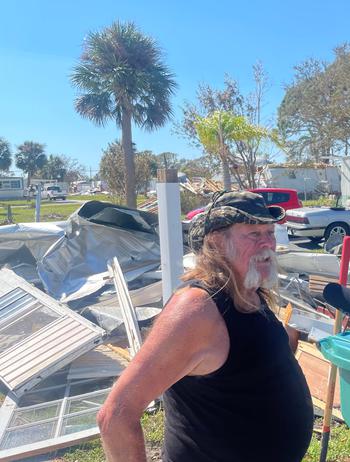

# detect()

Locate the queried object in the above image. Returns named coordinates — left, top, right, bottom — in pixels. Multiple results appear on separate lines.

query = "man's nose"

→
left=259, top=233, right=276, bottom=249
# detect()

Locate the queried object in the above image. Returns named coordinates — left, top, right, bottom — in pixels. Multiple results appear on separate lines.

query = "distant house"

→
left=71, top=180, right=92, bottom=194
left=257, top=165, right=340, bottom=196
left=0, top=177, right=24, bottom=199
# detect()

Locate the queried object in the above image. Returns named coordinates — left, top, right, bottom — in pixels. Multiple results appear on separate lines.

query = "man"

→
left=97, top=191, right=313, bottom=462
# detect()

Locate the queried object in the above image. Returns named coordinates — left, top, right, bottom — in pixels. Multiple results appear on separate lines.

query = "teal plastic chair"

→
left=319, top=332, right=350, bottom=425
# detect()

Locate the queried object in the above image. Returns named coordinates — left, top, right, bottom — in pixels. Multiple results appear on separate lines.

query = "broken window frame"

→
left=0, top=269, right=106, bottom=396
left=0, top=380, right=114, bottom=461
left=0, top=258, right=143, bottom=461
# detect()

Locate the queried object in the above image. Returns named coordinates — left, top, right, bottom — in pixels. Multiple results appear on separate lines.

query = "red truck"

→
left=186, top=188, right=302, bottom=222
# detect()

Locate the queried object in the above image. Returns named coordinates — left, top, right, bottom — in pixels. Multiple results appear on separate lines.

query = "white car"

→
left=43, top=185, right=67, bottom=201
left=286, top=206, right=350, bottom=242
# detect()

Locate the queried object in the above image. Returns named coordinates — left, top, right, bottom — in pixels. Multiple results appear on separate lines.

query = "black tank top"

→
left=162, top=283, right=314, bottom=462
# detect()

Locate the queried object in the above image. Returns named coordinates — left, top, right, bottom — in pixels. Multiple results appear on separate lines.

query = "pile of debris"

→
left=0, top=201, right=164, bottom=461
left=138, top=178, right=230, bottom=215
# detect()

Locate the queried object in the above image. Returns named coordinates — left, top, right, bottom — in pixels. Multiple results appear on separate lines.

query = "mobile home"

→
left=0, top=177, right=24, bottom=199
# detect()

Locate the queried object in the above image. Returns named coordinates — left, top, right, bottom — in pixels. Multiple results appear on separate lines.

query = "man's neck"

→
left=235, top=287, right=261, bottom=312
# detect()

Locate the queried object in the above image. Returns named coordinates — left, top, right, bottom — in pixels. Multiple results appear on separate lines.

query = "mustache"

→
left=250, top=249, right=276, bottom=263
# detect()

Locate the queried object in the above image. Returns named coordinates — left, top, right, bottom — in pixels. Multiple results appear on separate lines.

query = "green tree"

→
left=0, top=137, right=12, bottom=173
left=135, top=150, right=158, bottom=195
left=278, top=44, right=350, bottom=161
left=71, top=21, right=177, bottom=208
left=100, top=142, right=126, bottom=200
left=176, top=65, right=279, bottom=188
left=155, top=152, right=180, bottom=169
left=15, top=141, right=47, bottom=186
left=60, top=156, right=87, bottom=183
left=38, top=154, right=67, bottom=180
left=194, top=111, right=281, bottom=189
left=181, top=155, right=221, bottom=179
left=99, top=141, right=158, bottom=199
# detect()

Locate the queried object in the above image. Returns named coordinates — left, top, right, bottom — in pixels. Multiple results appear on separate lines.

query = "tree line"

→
left=99, top=144, right=221, bottom=199
left=0, top=138, right=87, bottom=186
left=0, top=134, right=220, bottom=197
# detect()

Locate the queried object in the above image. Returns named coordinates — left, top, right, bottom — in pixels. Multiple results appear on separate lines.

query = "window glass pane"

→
left=266, top=192, right=273, bottom=204
left=10, top=403, right=61, bottom=426
left=19, top=388, right=66, bottom=407
left=0, top=293, right=35, bottom=321
left=69, top=377, right=114, bottom=397
left=1, top=422, right=57, bottom=449
left=271, top=192, right=289, bottom=203
left=32, top=368, right=69, bottom=390
left=10, top=180, right=21, bottom=188
left=0, top=306, right=60, bottom=353
left=66, top=391, right=109, bottom=414
left=61, top=411, right=98, bottom=435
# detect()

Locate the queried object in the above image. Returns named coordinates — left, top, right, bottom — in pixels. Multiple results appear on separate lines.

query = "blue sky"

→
left=1, top=0, right=350, bottom=176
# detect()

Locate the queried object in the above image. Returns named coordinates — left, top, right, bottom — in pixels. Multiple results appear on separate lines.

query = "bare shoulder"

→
left=100, top=285, right=229, bottom=418
left=162, top=286, right=222, bottom=322
left=143, top=286, right=229, bottom=376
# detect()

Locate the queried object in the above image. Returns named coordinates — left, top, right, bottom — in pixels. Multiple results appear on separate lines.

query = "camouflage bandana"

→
left=188, top=190, right=285, bottom=252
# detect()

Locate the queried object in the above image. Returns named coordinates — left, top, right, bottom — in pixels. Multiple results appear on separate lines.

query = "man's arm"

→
left=97, top=288, right=228, bottom=462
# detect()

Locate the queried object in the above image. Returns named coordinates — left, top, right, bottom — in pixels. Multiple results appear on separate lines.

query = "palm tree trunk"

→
left=121, top=110, right=137, bottom=208
left=221, top=157, right=231, bottom=191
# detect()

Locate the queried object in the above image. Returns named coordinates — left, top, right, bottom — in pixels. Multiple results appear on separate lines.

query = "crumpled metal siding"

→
left=37, top=202, right=161, bottom=301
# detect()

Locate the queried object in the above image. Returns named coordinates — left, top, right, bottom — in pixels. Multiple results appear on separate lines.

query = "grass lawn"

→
left=55, top=411, right=349, bottom=462
left=303, top=198, right=338, bottom=207
left=67, top=194, right=151, bottom=205
left=0, top=194, right=153, bottom=225
left=0, top=203, right=82, bottom=223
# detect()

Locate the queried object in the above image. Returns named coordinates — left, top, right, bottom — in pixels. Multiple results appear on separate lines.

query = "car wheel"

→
left=324, top=222, right=350, bottom=241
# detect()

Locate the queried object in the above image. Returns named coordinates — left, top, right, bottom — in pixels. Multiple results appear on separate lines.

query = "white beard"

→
left=243, top=249, right=278, bottom=290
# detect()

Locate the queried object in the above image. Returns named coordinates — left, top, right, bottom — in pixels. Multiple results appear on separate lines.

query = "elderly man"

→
left=97, top=191, right=314, bottom=462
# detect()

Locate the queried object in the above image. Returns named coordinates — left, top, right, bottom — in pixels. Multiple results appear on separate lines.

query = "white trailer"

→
left=0, top=177, right=24, bottom=199
left=260, top=165, right=340, bottom=196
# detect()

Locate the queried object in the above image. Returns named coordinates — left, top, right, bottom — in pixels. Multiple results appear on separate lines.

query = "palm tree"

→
left=0, top=137, right=12, bottom=172
left=71, top=21, right=177, bottom=208
left=15, top=141, right=47, bottom=186
left=195, top=111, right=282, bottom=189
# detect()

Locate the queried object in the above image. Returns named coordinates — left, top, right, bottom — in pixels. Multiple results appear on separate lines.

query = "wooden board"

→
left=295, top=341, right=343, bottom=419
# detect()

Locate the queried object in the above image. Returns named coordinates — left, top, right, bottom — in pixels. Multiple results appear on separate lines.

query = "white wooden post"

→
left=157, top=169, right=184, bottom=304
left=35, top=184, right=41, bottom=222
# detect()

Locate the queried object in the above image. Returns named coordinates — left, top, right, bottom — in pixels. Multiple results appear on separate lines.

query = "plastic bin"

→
left=319, top=331, right=350, bottom=426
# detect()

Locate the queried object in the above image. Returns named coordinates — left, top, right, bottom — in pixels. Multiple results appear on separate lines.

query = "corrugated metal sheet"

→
left=0, top=268, right=105, bottom=396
